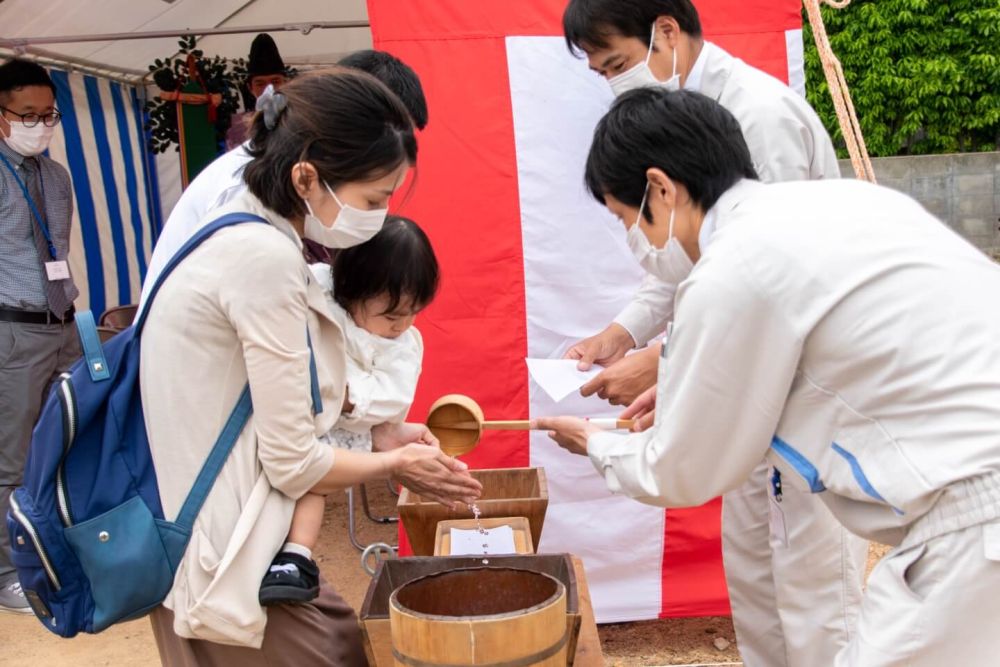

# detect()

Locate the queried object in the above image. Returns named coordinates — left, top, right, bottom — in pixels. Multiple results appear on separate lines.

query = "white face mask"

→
left=626, top=184, right=694, bottom=285
left=303, top=181, right=388, bottom=249
left=608, top=23, right=681, bottom=98
left=2, top=120, right=55, bottom=157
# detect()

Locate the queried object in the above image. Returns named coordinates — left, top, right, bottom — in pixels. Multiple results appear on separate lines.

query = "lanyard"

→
left=0, top=151, right=58, bottom=260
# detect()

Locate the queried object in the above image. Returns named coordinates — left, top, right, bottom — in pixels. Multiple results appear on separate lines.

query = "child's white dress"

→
left=309, top=264, right=424, bottom=451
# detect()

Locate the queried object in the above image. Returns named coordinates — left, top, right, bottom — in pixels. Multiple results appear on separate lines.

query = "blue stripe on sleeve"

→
left=832, top=443, right=904, bottom=515
left=770, top=435, right=826, bottom=493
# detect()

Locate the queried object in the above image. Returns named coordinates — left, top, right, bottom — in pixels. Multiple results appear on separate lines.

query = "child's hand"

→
left=372, top=422, right=440, bottom=452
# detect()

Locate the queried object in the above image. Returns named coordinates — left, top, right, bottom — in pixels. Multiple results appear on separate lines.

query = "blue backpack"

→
left=5, top=213, right=268, bottom=636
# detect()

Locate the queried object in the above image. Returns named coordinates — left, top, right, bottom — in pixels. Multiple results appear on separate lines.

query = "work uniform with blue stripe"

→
left=587, top=177, right=1000, bottom=666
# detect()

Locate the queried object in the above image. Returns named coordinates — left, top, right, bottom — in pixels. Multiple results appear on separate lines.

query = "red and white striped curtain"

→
left=369, top=0, right=806, bottom=622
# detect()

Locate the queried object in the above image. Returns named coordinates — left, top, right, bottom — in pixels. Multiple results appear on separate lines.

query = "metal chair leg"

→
left=360, top=483, right=398, bottom=524
left=347, top=487, right=366, bottom=552
left=347, top=486, right=399, bottom=553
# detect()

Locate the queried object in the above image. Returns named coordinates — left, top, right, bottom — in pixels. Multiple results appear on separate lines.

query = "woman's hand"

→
left=619, top=385, right=657, bottom=432
left=372, top=421, right=440, bottom=452
left=532, top=417, right=602, bottom=456
left=389, top=444, right=482, bottom=509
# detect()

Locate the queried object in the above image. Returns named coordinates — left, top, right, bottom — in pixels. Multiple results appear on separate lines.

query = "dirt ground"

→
left=0, top=484, right=889, bottom=666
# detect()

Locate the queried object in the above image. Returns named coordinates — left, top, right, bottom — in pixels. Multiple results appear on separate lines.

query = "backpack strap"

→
left=173, top=384, right=253, bottom=532
left=307, top=329, right=323, bottom=415
left=173, top=332, right=322, bottom=531
left=74, top=310, right=111, bottom=382
left=135, top=212, right=269, bottom=334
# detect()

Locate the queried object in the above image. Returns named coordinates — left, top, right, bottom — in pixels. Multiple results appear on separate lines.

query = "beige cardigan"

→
left=140, top=192, right=346, bottom=647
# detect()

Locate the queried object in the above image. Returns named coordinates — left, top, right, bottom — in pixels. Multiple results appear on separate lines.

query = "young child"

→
left=259, top=216, right=439, bottom=605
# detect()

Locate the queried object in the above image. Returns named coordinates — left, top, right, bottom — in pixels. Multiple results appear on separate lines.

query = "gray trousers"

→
left=0, top=319, right=81, bottom=582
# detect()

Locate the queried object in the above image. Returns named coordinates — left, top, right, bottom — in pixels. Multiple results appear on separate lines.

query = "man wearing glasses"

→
left=0, top=59, right=79, bottom=614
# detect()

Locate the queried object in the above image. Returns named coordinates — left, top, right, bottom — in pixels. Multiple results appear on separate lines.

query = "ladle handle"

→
left=480, top=420, right=533, bottom=430
left=587, top=418, right=635, bottom=430
left=477, top=419, right=635, bottom=430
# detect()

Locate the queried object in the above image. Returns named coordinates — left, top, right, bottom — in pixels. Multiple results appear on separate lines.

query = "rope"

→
left=803, top=0, right=877, bottom=183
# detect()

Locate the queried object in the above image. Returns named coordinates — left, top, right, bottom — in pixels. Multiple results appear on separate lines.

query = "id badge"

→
left=45, top=260, right=70, bottom=281
left=769, top=495, right=789, bottom=548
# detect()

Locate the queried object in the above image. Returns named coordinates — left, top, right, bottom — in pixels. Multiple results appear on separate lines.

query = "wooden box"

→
left=433, top=516, right=534, bottom=556
left=398, top=467, right=548, bottom=556
left=359, top=554, right=581, bottom=667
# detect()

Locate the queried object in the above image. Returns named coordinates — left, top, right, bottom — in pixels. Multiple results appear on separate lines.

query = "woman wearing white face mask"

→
left=140, top=69, right=482, bottom=665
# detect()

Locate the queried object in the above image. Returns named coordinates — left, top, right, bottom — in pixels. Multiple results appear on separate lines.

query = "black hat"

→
left=247, top=33, right=285, bottom=78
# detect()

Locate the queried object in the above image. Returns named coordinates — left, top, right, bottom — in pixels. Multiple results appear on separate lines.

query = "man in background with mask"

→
left=559, top=1, right=864, bottom=665
left=138, top=50, right=430, bottom=315
left=0, top=59, right=80, bottom=614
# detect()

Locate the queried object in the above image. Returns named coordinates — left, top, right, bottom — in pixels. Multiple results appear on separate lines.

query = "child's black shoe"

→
left=259, top=552, right=320, bottom=606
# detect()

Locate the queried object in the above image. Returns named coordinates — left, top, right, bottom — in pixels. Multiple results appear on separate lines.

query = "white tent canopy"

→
left=0, top=0, right=373, bottom=81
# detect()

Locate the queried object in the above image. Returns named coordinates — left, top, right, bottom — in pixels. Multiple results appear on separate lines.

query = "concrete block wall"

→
left=839, top=152, right=1000, bottom=253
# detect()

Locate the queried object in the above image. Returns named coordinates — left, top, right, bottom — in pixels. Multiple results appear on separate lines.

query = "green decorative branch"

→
left=143, top=35, right=246, bottom=154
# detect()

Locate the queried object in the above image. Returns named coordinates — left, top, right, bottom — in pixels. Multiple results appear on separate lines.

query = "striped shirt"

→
left=0, top=139, right=78, bottom=311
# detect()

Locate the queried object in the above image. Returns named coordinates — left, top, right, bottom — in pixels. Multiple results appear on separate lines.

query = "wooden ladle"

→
left=426, top=394, right=633, bottom=456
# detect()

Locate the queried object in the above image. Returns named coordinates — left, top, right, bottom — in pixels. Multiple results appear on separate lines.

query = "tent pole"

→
left=0, top=47, right=146, bottom=84
left=0, top=21, right=369, bottom=49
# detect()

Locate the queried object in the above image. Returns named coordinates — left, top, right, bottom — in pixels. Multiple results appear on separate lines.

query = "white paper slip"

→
left=526, top=357, right=602, bottom=403
left=449, top=525, right=517, bottom=556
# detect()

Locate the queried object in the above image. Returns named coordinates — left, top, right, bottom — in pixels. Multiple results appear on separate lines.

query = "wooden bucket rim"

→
left=389, top=566, right=566, bottom=622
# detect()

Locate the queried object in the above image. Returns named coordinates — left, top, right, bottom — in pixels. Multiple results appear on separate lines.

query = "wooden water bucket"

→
left=390, top=567, right=568, bottom=667
left=398, top=467, right=548, bottom=556
left=360, top=554, right=582, bottom=667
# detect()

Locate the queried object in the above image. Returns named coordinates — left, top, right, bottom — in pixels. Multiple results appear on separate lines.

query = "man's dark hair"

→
left=338, top=50, right=428, bottom=130
left=585, top=89, right=756, bottom=218
left=0, top=59, right=57, bottom=102
left=332, top=216, right=439, bottom=315
left=243, top=68, right=416, bottom=221
left=563, top=0, right=703, bottom=55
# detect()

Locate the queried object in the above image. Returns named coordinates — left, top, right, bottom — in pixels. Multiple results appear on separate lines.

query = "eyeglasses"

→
left=0, top=107, right=62, bottom=128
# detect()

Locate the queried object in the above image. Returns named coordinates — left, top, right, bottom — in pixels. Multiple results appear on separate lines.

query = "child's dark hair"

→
left=332, top=216, right=439, bottom=315
left=243, top=68, right=416, bottom=220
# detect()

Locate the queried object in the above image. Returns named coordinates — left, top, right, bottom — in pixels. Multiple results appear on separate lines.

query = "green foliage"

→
left=143, top=36, right=247, bottom=154
left=803, top=0, right=1000, bottom=157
